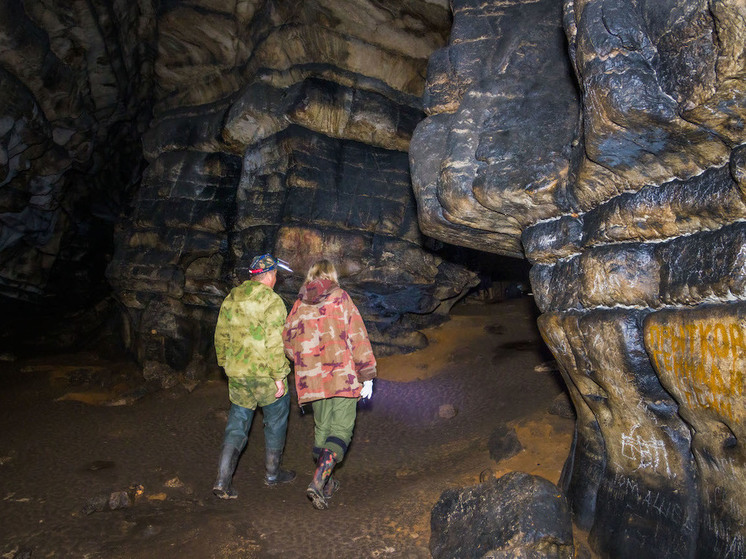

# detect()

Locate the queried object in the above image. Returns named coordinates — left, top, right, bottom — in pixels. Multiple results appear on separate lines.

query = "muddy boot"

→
left=311, top=449, right=338, bottom=500
left=213, top=445, right=240, bottom=499
left=265, top=448, right=296, bottom=486
left=323, top=475, right=340, bottom=500
left=306, top=449, right=337, bottom=510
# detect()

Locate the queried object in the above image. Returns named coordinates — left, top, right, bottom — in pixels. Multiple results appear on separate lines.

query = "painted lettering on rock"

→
left=645, top=314, right=746, bottom=419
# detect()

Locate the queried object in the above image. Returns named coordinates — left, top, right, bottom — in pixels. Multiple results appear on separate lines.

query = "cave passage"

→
left=0, top=295, right=574, bottom=558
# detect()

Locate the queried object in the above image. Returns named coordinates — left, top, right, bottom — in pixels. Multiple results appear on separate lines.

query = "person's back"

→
left=215, top=279, right=289, bottom=403
left=282, top=259, right=376, bottom=510
left=284, top=278, right=375, bottom=404
left=212, top=254, right=296, bottom=500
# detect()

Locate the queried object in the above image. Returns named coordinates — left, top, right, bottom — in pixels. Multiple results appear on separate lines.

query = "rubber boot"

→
left=312, top=449, right=338, bottom=500
left=306, top=449, right=337, bottom=510
left=265, top=448, right=296, bottom=486
left=323, top=475, right=340, bottom=500
left=213, top=445, right=240, bottom=499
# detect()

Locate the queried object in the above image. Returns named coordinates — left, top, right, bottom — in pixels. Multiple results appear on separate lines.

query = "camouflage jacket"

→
left=214, top=280, right=290, bottom=408
left=283, top=279, right=377, bottom=405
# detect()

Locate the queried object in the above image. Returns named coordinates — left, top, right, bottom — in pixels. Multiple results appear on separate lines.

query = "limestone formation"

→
left=0, top=0, right=154, bottom=312
left=411, top=0, right=746, bottom=556
left=410, top=0, right=580, bottom=257
left=105, top=0, right=477, bottom=369
left=1, top=0, right=477, bottom=364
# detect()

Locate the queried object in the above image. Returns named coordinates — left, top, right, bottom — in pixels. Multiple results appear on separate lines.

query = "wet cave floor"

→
left=0, top=297, right=586, bottom=558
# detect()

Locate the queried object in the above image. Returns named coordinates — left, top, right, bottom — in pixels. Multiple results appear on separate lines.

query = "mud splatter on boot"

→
left=213, top=445, right=240, bottom=499
left=306, top=449, right=337, bottom=509
left=323, top=475, right=340, bottom=500
left=265, top=448, right=296, bottom=486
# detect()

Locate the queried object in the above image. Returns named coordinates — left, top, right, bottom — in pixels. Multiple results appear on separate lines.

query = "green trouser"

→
left=311, top=397, right=357, bottom=462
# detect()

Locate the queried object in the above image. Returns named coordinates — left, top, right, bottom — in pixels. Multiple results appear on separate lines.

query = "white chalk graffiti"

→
left=621, top=425, right=671, bottom=476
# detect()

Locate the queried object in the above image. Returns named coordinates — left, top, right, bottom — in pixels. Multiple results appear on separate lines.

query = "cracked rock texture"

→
left=411, top=0, right=746, bottom=557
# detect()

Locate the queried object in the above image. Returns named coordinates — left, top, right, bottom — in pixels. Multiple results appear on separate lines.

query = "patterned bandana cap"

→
left=249, top=253, right=293, bottom=274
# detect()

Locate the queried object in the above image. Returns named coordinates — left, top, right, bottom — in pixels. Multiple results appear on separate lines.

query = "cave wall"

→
left=410, top=0, right=746, bottom=557
left=5, top=0, right=746, bottom=554
left=0, top=0, right=154, bottom=313
left=1, top=0, right=480, bottom=363
left=102, top=0, right=479, bottom=378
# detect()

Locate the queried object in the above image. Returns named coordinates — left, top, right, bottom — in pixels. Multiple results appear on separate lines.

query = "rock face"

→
left=5, top=0, right=746, bottom=555
left=410, top=0, right=580, bottom=257
left=104, top=0, right=477, bottom=369
left=0, top=0, right=154, bottom=311
left=411, top=0, right=746, bottom=557
left=1, top=0, right=479, bottom=362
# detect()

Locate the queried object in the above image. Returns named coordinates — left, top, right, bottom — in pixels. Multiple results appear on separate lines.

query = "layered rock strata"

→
left=410, top=0, right=581, bottom=257
left=0, top=0, right=154, bottom=309
left=105, top=0, right=476, bottom=375
left=410, top=0, right=746, bottom=557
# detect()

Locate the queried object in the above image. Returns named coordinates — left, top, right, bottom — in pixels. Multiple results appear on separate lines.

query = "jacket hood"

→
left=299, top=278, right=338, bottom=304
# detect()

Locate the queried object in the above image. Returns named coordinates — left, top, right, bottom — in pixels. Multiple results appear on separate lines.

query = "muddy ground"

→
left=0, top=296, right=588, bottom=558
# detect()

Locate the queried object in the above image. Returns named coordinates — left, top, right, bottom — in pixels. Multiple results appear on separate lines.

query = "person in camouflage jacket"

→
left=283, top=259, right=376, bottom=509
left=212, top=254, right=296, bottom=499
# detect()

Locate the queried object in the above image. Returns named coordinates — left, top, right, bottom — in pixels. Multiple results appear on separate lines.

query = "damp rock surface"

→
left=430, top=471, right=573, bottom=559
left=409, top=0, right=746, bottom=557
left=0, top=0, right=473, bottom=367
left=4, top=0, right=746, bottom=557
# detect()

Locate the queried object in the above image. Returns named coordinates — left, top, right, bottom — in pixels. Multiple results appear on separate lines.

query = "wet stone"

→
left=430, top=471, right=574, bottom=559
left=82, top=484, right=143, bottom=515
left=488, top=425, right=523, bottom=462
left=164, top=477, right=183, bottom=488
left=142, top=361, right=179, bottom=390
left=438, top=404, right=457, bottom=419
left=82, top=494, right=109, bottom=515
left=108, top=491, right=131, bottom=510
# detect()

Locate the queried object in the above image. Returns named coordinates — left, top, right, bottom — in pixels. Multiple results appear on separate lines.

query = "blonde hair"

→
left=305, top=259, right=338, bottom=284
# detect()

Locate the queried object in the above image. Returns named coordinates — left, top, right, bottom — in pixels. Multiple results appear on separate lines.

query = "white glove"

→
left=360, top=380, right=373, bottom=400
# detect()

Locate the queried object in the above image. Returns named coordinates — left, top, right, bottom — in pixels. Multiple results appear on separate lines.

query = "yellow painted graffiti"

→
left=646, top=319, right=745, bottom=418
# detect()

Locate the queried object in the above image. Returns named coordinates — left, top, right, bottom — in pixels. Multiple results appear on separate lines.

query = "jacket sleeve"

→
left=265, top=294, right=290, bottom=381
left=213, top=298, right=231, bottom=368
left=283, top=299, right=301, bottom=361
left=344, top=293, right=377, bottom=381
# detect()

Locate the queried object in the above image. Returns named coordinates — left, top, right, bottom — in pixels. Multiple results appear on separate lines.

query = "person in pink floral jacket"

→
left=283, top=259, right=376, bottom=510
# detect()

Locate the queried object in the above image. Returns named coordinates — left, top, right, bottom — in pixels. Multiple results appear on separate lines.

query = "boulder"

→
left=430, top=471, right=574, bottom=559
